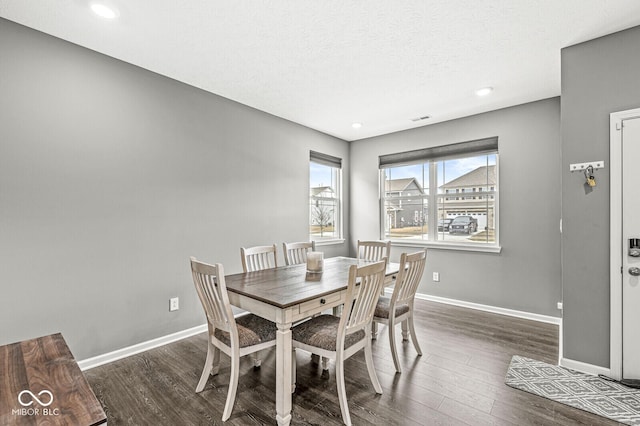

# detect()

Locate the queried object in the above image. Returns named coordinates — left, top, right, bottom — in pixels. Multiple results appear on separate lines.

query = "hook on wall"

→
left=569, top=160, right=604, bottom=188
left=569, top=160, right=605, bottom=172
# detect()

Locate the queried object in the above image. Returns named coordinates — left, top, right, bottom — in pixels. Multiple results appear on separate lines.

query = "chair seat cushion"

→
left=214, top=314, right=276, bottom=348
left=374, top=296, right=410, bottom=319
left=292, top=314, right=365, bottom=351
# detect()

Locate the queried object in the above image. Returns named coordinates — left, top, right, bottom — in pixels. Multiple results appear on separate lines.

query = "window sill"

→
left=390, top=240, right=502, bottom=254
left=313, top=239, right=346, bottom=247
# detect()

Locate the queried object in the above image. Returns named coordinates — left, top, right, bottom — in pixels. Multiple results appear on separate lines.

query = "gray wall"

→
left=350, top=98, right=562, bottom=317
left=8, top=11, right=630, bottom=368
left=561, top=25, right=640, bottom=368
left=0, top=18, right=349, bottom=360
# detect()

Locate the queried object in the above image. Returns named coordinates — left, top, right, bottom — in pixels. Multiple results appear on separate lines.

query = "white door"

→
left=622, top=115, right=640, bottom=380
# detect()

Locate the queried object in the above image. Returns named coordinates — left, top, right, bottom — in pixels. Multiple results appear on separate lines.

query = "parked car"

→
left=437, top=218, right=453, bottom=232
left=449, top=216, right=478, bottom=234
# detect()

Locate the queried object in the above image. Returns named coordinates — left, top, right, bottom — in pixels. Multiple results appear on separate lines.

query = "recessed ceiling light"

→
left=475, top=87, right=493, bottom=97
left=352, top=122, right=362, bottom=129
left=91, top=3, right=119, bottom=19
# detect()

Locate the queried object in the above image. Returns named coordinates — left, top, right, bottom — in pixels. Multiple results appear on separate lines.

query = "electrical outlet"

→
left=170, top=297, right=179, bottom=312
left=433, top=272, right=440, bottom=282
left=557, top=302, right=563, bottom=310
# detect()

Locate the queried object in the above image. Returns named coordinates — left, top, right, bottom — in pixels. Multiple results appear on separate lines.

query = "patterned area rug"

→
left=505, top=355, right=640, bottom=425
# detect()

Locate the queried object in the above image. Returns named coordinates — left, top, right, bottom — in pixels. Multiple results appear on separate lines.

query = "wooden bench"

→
left=0, top=333, right=107, bottom=425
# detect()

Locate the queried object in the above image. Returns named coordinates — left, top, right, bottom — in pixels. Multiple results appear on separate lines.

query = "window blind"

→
left=310, top=151, right=342, bottom=169
left=378, top=136, right=498, bottom=168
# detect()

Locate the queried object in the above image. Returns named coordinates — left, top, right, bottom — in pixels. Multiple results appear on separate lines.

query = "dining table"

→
left=224, top=256, right=399, bottom=426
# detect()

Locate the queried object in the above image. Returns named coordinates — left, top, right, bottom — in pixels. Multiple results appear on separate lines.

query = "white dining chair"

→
left=291, top=259, right=387, bottom=426
left=357, top=240, right=391, bottom=262
left=241, top=244, right=278, bottom=272
left=190, top=257, right=277, bottom=421
left=283, top=241, right=316, bottom=266
left=372, top=250, right=426, bottom=373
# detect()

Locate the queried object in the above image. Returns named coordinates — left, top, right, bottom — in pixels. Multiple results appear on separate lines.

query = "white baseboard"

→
left=384, top=291, right=616, bottom=375
left=79, top=294, right=562, bottom=372
left=560, top=357, right=611, bottom=377
left=558, top=318, right=563, bottom=366
left=78, top=324, right=207, bottom=371
left=412, top=292, right=562, bottom=325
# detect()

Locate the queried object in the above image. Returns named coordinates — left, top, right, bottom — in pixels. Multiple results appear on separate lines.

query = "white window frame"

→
left=379, top=138, right=501, bottom=253
left=309, top=151, right=344, bottom=245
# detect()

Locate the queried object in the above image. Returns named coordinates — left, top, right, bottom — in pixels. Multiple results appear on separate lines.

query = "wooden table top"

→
left=224, top=256, right=399, bottom=309
left=0, top=333, right=106, bottom=426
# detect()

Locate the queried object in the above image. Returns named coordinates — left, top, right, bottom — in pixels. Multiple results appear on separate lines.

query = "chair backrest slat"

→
left=241, top=244, right=278, bottom=272
left=357, top=240, right=391, bottom=262
left=283, top=241, right=316, bottom=266
left=392, top=250, right=427, bottom=306
left=340, top=260, right=387, bottom=337
left=191, top=257, right=235, bottom=335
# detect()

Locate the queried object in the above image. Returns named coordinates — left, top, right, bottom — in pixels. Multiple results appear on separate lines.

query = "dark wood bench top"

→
left=0, top=333, right=106, bottom=425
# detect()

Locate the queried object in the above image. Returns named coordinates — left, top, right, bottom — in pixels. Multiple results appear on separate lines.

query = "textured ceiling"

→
left=2, top=1, right=640, bottom=141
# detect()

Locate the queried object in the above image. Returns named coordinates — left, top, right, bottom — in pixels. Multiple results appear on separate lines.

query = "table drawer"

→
left=299, top=292, right=342, bottom=316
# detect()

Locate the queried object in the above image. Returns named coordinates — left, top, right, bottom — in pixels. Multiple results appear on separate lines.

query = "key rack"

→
left=569, top=160, right=604, bottom=189
left=569, top=161, right=605, bottom=172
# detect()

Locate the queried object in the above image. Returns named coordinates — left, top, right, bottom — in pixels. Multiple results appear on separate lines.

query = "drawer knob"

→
left=320, top=298, right=326, bottom=304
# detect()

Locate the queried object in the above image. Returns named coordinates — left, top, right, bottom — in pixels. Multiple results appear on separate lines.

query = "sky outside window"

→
left=310, top=163, right=335, bottom=188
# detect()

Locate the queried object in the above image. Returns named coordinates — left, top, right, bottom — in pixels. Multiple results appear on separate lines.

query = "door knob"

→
left=629, top=267, right=640, bottom=276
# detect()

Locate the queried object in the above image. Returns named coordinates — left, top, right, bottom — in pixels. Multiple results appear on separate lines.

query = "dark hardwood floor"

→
left=84, top=300, right=620, bottom=425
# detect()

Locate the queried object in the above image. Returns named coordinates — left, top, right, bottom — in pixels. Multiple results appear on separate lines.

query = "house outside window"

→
left=379, top=137, right=499, bottom=252
left=310, top=151, right=342, bottom=243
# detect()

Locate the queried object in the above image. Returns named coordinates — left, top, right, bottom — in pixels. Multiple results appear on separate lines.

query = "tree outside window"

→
left=310, top=152, right=342, bottom=242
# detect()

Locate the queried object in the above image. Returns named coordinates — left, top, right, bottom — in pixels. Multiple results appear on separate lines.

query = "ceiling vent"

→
left=411, top=115, right=431, bottom=122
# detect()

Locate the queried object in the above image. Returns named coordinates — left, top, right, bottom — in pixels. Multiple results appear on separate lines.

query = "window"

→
left=310, top=151, right=342, bottom=243
left=380, top=137, right=499, bottom=251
